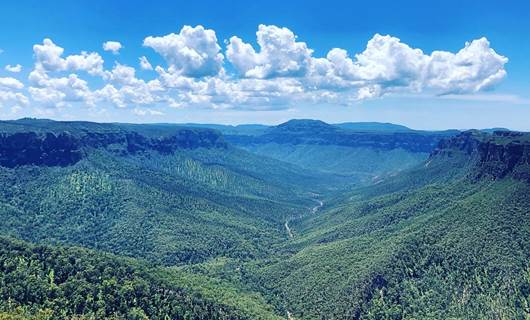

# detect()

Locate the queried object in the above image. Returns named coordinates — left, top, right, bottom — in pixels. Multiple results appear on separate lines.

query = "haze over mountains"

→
left=0, top=118, right=528, bottom=319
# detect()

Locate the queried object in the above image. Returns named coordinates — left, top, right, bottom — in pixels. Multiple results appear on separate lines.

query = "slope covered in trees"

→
left=0, top=237, right=282, bottom=319
left=0, top=120, right=337, bottom=266
left=0, top=119, right=528, bottom=319
left=243, top=130, right=530, bottom=319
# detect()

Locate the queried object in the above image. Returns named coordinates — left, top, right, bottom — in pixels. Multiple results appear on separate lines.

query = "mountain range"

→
left=0, top=118, right=528, bottom=319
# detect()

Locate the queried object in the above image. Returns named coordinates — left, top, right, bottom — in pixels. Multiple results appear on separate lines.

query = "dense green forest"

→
left=0, top=237, right=281, bottom=319
left=0, top=119, right=529, bottom=319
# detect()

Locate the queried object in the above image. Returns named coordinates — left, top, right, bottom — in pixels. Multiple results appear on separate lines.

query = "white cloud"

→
left=351, top=34, right=427, bottom=84
left=305, top=33, right=507, bottom=99
left=33, top=38, right=106, bottom=76
left=28, top=69, right=94, bottom=108
left=227, top=24, right=313, bottom=79
left=5, top=64, right=22, bottom=73
left=132, top=107, right=164, bottom=116
left=425, top=37, right=508, bottom=94
left=27, top=38, right=110, bottom=108
left=10, top=105, right=22, bottom=114
left=0, top=77, right=28, bottom=109
left=139, top=56, right=153, bottom=70
left=4, top=26, right=510, bottom=112
left=356, top=85, right=383, bottom=100
left=94, top=63, right=165, bottom=108
left=0, top=90, right=28, bottom=109
left=103, top=41, right=123, bottom=54
left=0, top=77, right=24, bottom=90
left=143, top=25, right=224, bottom=77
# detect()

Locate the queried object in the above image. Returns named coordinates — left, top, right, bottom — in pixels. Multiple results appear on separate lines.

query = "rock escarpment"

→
left=0, top=129, right=227, bottom=168
left=431, top=130, right=530, bottom=181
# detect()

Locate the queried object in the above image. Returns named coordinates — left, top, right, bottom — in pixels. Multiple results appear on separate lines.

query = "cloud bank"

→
left=0, top=25, right=508, bottom=115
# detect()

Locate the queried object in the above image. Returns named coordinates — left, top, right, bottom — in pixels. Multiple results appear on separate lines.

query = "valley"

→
left=285, top=198, right=324, bottom=239
left=0, top=119, right=528, bottom=319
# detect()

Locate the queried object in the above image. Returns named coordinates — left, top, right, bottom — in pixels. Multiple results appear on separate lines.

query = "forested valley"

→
left=0, top=118, right=528, bottom=319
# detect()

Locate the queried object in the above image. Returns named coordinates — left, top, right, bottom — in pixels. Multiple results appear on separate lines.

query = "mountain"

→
left=0, top=119, right=528, bottom=319
left=334, top=122, right=413, bottom=132
left=175, top=123, right=269, bottom=136
left=0, top=119, right=336, bottom=318
left=225, top=119, right=457, bottom=181
left=243, top=130, right=530, bottom=319
left=0, top=119, right=342, bottom=268
left=480, top=127, right=511, bottom=133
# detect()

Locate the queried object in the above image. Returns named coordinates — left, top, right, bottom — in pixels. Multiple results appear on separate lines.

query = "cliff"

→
left=0, top=132, right=82, bottom=168
left=0, top=127, right=227, bottom=168
left=431, top=130, right=530, bottom=181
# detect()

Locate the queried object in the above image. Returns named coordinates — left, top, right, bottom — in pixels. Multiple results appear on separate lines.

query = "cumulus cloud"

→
left=27, top=38, right=110, bottom=108
left=425, top=37, right=508, bottom=94
left=306, top=33, right=507, bottom=98
left=225, top=28, right=507, bottom=101
left=0, top=77, right=24, bottom=90
left=139, top=56, right=153, bottom=70
left=3, top=25, right=510, bottom=112
left=0, top=77, right=28, bottom=109
left=227, top=24, right=313, bottom=79
left=0, top=90, right=28, bottom=109
left=33, top=39, right=106, bottom=76
left=351, top=34, right=427, bottom=84
left=103, top=41, right=123, bottom=54
left=28, top=69, right=94, bottom=108
left=143, top=25, right=224, bottom=77
left=94, top=63, right=165, bottom=108
left=5, top=64, right=22, bottom=73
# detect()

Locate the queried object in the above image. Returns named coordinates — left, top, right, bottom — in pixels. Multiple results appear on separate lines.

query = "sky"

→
left=0, top=0, right=529, bottom=130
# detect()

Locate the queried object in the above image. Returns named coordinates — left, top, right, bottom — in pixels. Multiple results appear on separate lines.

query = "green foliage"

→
left=1, top=121, right=529, bottom=319
left=0, top=144, right=324, bottom=266
left=248, top=166, right=530, bottom=318
left=0, top=237, right=282, bottom=319
left=243, top=143, right=428, bottom=182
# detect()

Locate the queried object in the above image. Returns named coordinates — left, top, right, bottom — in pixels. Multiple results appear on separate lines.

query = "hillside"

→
left=245, top=130, right=530, bottom=319
left=0, top=120, right=528, bottom=319
left=0, top=119, right=339, bottom=268
left=0, top=237, right=282, bottom=319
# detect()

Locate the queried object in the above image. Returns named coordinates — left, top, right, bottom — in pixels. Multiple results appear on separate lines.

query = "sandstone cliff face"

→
left=431, top=131, right=530, bottom=181
left=0, top=129, right=227, bottom=168
left=0, top=132, right=82, bottom=168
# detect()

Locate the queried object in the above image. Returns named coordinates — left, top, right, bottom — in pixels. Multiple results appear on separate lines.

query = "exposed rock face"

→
left=431, top=130, right=530, bottom=181
left=476, top=133, right=530, bottom=181
left=0, top=129, right=227, bottom=168
left=432, top=131, right=483, bottom=157
left=0, top=132, right=82, bottom=168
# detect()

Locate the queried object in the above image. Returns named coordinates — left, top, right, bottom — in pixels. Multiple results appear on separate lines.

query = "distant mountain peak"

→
left=273, top=119, right=337, bottom=133
left=278, top=119, right=333, bottom=127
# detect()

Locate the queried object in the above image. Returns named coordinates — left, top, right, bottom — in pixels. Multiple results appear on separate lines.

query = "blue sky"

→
left=0, top=0, right=529, bottom=130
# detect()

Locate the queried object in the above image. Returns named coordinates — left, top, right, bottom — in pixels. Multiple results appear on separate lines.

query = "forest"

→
left=0, top=118, right=528, bottom=319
